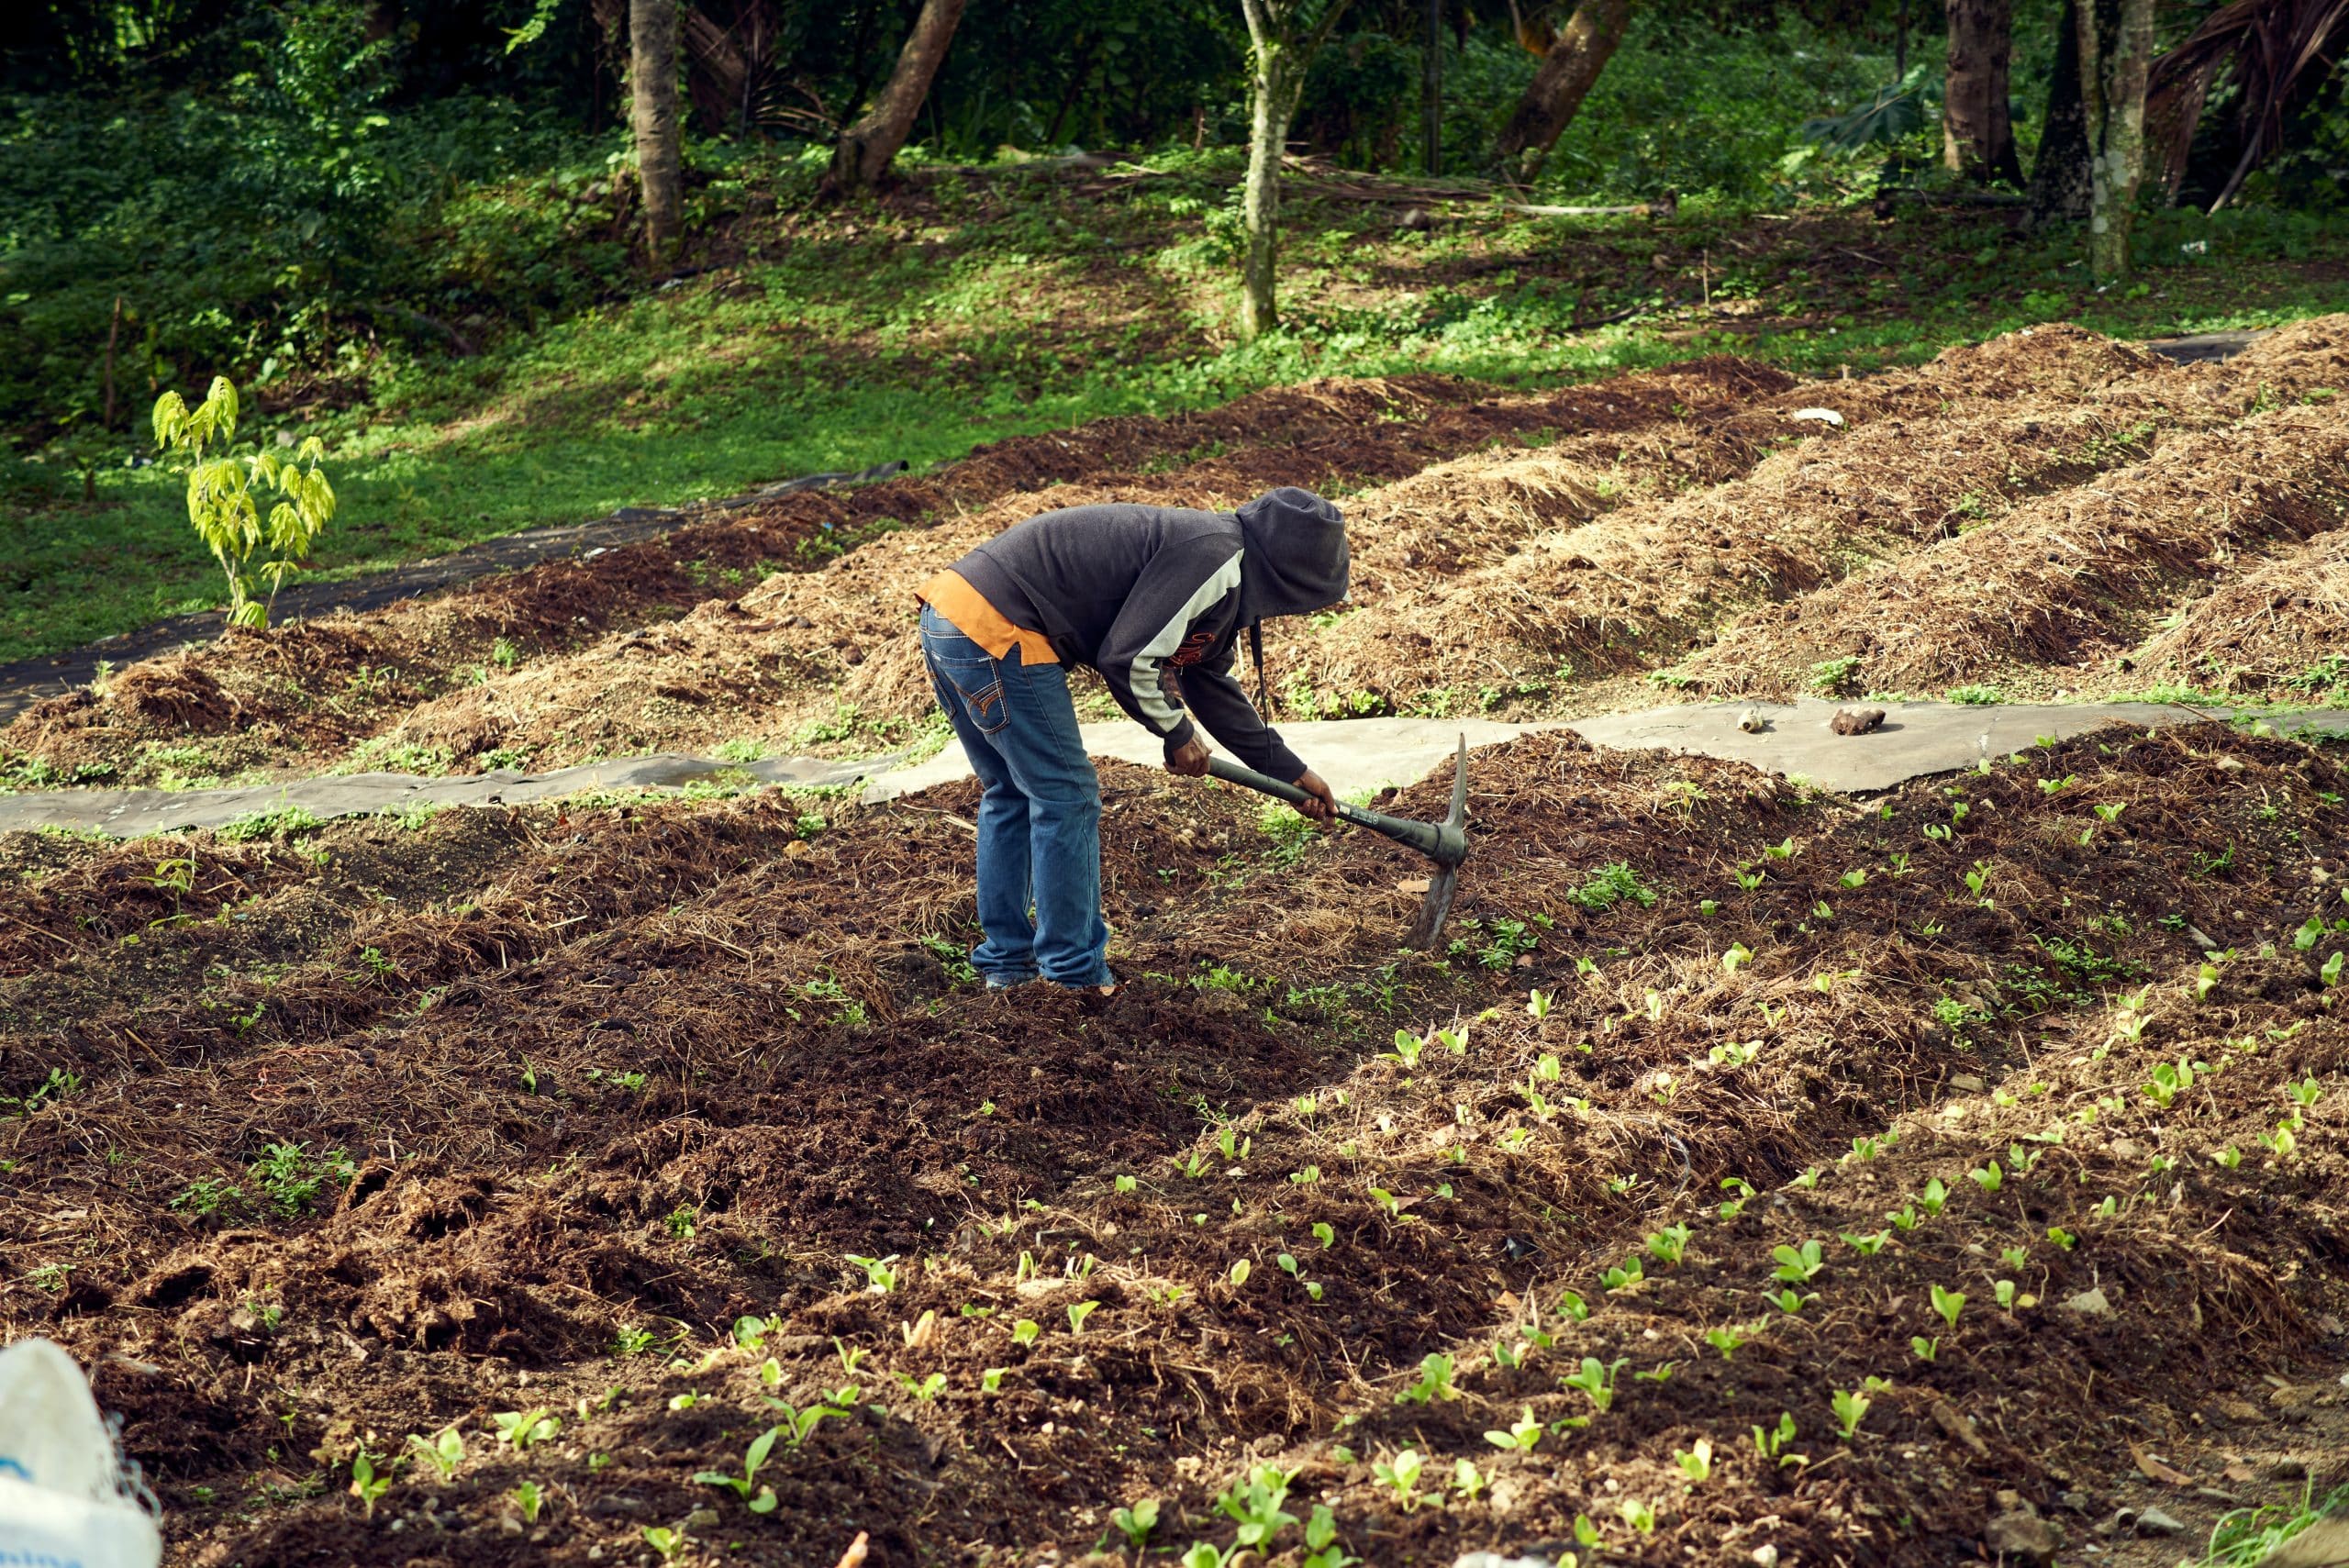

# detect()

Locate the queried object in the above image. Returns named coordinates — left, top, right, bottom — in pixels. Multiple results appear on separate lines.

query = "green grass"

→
left=7, top=153, right=2344, bottom=667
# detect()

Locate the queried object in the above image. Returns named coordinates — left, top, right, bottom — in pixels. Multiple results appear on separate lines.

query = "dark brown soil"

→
left=5, top=721, right=2346, bottom=1568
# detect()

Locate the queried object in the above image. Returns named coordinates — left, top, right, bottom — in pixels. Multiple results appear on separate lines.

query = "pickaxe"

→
left=1206, top=735, right=1471, bottom=948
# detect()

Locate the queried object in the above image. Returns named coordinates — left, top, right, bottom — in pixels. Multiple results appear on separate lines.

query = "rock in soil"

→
left=2256, top=1518, right=2349, bottom=1568
left=1985, top=1506, right=2064, bottom=1565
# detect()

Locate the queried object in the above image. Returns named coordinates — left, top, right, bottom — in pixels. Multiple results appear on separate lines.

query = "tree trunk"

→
left=829, top=0, right=969, bottom=195
left=2076, top=0, right=2155, bottom=281
left=1493, top=0, right=1631, bottom=182
left=629, top=0, right=684, bottom=260
left=1238, top=33, right=1292, bottom=340
left=2028, top=0, right=2093, bottom=226
left=1943, top=0, right=2023, bottom=183
left=1235, top=0, right=1353, bottom=340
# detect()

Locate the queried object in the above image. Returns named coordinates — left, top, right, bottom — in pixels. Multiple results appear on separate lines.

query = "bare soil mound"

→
left=3, top=719, right=2345, bottom=1567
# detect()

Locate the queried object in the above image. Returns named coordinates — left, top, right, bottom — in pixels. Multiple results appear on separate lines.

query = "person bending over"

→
left=917, top=487, right=1346, bottom=994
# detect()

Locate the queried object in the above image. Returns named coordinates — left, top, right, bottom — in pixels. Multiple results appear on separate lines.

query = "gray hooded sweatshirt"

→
left=943, top=488, right=1348, bottom=780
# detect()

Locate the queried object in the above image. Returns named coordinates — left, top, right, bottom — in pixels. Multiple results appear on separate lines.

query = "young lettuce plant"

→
left=1484, top=1407, right=1545, bottom=1452
left=1396, top=1352, right=1459, bottom=1405
left=1831, top=1387, right=1872, bottom=1440
left=695, top=1427, right=786, bottom=1513
left=1373, top=1448, right=1427, bottom=1511
left=493, top=1409, right=561, bottom=1451
left=347, top=1451, right=394, bottom=1518
left=1675, top=1437, right=1713, bottom=1485
left=1771, top=1240, right=1826, bottom=1284
left=1562, top=1356, right=1626, bottom=1415
left=1931, top=1284, right=1966, bottom=1330
left=1111, top=1498, right=1160, bottom=1551
left=406, top=1428, right=463, bottom=1481
left=1216, top=1464, right=1299, bottom=1553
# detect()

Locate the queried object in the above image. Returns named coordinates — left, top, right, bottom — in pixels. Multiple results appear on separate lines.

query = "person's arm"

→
left=1094, top=536, right=1241, bottom=758
left=1179, top=661, right=1336, bottom=821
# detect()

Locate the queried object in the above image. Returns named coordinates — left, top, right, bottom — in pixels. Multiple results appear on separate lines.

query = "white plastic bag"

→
left=0, top=1337, right=162, bottom=1568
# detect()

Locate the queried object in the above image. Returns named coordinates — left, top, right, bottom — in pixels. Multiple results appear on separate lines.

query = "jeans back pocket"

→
left=925, top=639, right=1010, bottom=736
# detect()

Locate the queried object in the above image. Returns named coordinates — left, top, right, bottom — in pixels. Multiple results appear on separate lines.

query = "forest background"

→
left=3, top=0, right=2344, bottom=666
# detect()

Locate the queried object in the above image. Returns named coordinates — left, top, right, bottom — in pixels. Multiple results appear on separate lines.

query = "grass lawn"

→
left=6, top=153, right=2344, bottom=667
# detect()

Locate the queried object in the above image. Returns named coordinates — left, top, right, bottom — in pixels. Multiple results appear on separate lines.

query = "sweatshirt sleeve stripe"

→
left=1123, top=550, right=1242, bottom=734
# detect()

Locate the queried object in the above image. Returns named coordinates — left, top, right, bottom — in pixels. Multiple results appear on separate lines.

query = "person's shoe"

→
left=985, top=974, right=1036, bottom=992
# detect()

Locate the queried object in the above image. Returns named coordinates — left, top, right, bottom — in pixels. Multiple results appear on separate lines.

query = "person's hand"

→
left=1291, top=767, right=1338, bottom=824
left=1167, top=736, right=1211, bottom=776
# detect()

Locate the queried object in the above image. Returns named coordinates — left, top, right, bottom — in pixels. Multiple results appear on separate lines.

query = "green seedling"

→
left=981, top=1367, right=1006, bottom=1394
left=897, top=1372, right=947, bottom=1401
left=1620, top=1496, right=1657, bottom=1534
left=1067, top=1301, right=1099, bottom=1333
left=406, top=1427, right=463, bottom=1481
left=1792, top=1166, right=1821, bottom=1189
left=2289, top=1077, right=2322, bottom=1110
left=1911, top=1335, right=1939, bottom=1362
left=347, top=1451, right=393, bottom=1519
left=1311, top=1221, right=1336, bottom=1248
left=1969, top=1161, right=2004, bottom=1194
left=1397, top=1351, right=1459, bottom=1405
left=1999, top=1244, right=2029, bottom=1270
left=1753, top=1412, right=1798, bottom=1463
left=1887, top=1203, right=1920, bottom=1232
left=2322, top=951, right=2345, bottom=988
left=1733, top=867, right=1765, bottom=891
left=695, top=1427, right=789, bottom=1511
left=1527, top=988, right=1552, bottom=1018
left=1216, top=1463, right=1299, bottom=1551
left=1765, top=838, right=1797, bottom=860
left=760, top=1400, right=845, bottom=1448
left=2196, top=962, right=2221, bottom=1000
left=1634, top=1362, right=1677, bottom=1384
left=1705, top=1323, right=1752, bottom=1359
left=1709, top=1040, right=1761, bottom=1068
left=642, top=1528, right=685, bottom=1562
left=1011, top=1319, right=1041, bottom=1345
left=1555, top=1288, right=1590, bottom=1322
left=493, top=1408, right=561, bottom=1451
left=509, top=1480, right=544, bottom=1523
left=1723, top=942, right=1754, bottom=974
left=1452, top=1457, right=1486, bottom=1501
left=1112, top=1497, right=1160, bottom=1551
left=1647, top=1224, right=1692, bottom=1266
left=1840, top=868, right=1867, bottom=889
left=1831, top=1387, right=1872, bottom=1440
left=2047, top=1225, right=2077, bottom=1250
left=1300, top=1504, right=1356, bottom=1568
left=1675, top=1437, right=1713, bottom=1485
left=1115, top=1173, right=1138, bottom=1194
left=1931, top=1283, right=1966, bottom=1329
left=1601, top=1255, right=1646, bottom=1292
left=2145, top=1060, right=2194, bottom=1107
left=1373, top=1447, right=1427, bottom=1511
left=844, top=1253, right=898, bottom=1293
left=1922, top=822, right=1953, bottom=843
left=2216, top=1144, right=2243, bottom=1169
left=1562, top=1356, right=1625, bottom=1413
left=1918, top=1176, right=1948, bottom=1216
left=1485, top=1406, right=1545, bottom=1451
left=1768, top=1288, right=1809, bottom=1315
left=1217, top=1125, right=1251, bottom=1162
left=1771, top=1240, right=1825, bottom=1284
left=1841, top=1229, right=1891, bottom=1257
left=1229, top=1259, right=1252, bottom=1287
left=1384, top=1029, right=1428, bottom=1068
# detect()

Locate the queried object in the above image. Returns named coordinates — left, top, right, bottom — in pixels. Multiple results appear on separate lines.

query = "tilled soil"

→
left=4, top=720, right=2346, bottom=1568
left=18, top=317, right=2349, bottom=795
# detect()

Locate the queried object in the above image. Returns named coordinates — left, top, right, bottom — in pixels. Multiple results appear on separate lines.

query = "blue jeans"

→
left=918, top=605, right=1110, bottom=988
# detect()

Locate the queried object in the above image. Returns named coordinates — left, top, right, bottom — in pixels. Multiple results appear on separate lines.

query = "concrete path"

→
left=3, top=701, right=2341, bottom=839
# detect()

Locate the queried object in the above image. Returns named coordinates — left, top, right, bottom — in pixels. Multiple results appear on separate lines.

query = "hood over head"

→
left=1234, top=487, right=1349, bottom=624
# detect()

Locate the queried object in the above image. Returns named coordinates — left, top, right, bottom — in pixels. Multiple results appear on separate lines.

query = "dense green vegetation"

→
left=3, top=0, right=2344, bottom=664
